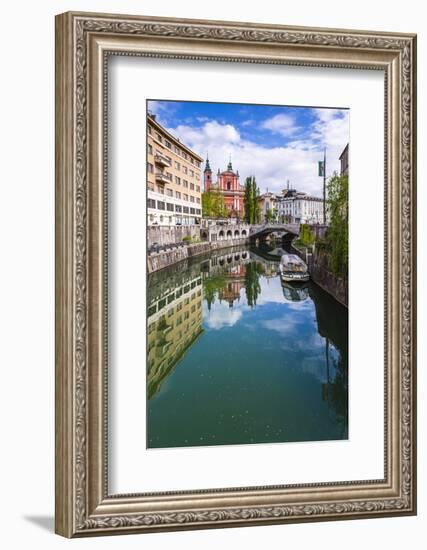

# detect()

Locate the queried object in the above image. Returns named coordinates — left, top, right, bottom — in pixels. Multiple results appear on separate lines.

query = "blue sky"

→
left=148, top=100, right=349, bottom=197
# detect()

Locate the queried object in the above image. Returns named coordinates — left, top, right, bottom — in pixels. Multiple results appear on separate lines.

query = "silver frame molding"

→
left=55, top=11, right=417, bottom=538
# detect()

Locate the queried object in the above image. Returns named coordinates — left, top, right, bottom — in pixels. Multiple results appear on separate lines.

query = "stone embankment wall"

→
left=293, top=244, right=348, bottom=307
left=148, top=237, right=249, bottom=273
left=148, top=225, right=201, bottom=247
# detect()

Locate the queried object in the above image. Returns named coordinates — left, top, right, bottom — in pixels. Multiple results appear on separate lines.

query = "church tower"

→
left=204, top=156, right=212, bottom=192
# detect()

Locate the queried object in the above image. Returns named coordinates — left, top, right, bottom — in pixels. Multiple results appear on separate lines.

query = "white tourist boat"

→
left=279, top=253, right=310, bottom=283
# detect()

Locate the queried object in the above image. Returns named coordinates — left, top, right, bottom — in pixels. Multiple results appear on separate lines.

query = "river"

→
left=147, top=241, right=348, bottom=449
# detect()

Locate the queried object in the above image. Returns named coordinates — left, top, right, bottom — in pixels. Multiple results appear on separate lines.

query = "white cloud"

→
left=166, top=108, right=349, bottom=196
left=261, top=113, right=298, bottom=137
left=203, top=301, right=243, bottom=329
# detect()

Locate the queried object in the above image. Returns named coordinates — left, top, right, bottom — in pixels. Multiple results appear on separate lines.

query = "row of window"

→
left=148, top=190, right=200, bottom=203
left=147, top=126, right=201, bottom=167
left=147, top=146, right=200, bottom=180
left=147, top=198, right=201, bottom=216
left=147, top=162, right=201, bottom=189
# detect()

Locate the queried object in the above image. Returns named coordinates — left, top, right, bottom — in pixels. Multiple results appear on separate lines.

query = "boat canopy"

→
left=280, top=254, right=308, bottom=272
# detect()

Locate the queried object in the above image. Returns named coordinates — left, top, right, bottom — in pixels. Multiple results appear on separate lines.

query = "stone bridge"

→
left=249, top=223, right=300, bottom=239
left=200, top=223, right=251, bottom=243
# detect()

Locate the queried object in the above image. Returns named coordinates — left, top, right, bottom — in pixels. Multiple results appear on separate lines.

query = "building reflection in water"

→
left=147, top=243, right=348, bottom=446
left=147, top=272, right=203, bottom=399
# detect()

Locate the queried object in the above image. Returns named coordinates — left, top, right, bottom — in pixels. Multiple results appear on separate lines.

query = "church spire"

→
left=227, top=154, right=233, bottom=171
left=204, top=153, right=211, bottom=172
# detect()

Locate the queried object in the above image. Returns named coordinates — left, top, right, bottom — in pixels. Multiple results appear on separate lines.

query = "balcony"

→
left=154, top=152, right=171, bottom=167
left=155, top=172, right=170, bottom=185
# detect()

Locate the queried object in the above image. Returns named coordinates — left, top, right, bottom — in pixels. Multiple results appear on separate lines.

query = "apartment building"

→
left=147, top=114, right=203, bottom=226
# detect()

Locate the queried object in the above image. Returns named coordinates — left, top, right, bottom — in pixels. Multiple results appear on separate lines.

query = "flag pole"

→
left=323, top=147, right=326, bottom=225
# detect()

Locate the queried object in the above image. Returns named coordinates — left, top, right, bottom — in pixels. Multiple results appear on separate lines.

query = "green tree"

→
left=326, top=174, right=348, bottom=276
left=298, top=223, right=315, bottom=246
left=203, top=273, right=226, bottom=310
left=202, top=189, right=227, bottom=218
left=244, top=261, right=264, bottom=307
left=244, top=176, right=261, bottom=224
left=265, top=208, right=274, bottom=223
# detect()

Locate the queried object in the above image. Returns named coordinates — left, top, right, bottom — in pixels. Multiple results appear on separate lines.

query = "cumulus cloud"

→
left=261, top=113, right=299, bottom=137
left=203, top=302, right=243, bottom=330
left=165, top=108, right=349, bottom=197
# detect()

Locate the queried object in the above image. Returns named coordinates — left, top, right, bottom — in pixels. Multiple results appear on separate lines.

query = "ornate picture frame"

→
left=55, top=11, right=417, bottom=537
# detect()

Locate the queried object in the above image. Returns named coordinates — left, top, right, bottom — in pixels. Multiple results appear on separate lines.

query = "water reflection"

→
left=147, top=244, right=348, bottom=448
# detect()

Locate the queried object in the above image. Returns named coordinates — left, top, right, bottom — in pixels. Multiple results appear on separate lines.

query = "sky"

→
left=147, top=100, right=349, bottom=197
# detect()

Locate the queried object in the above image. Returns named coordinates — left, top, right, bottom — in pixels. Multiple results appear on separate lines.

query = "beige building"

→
left=147, top=113, right=203, bottom=226
left=147, top=274, right=203, bottom=399
left=258, top=191, right=277, bottom=222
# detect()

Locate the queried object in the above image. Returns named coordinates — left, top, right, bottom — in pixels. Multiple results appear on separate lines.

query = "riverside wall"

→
left=148, top=225, right=201, bottom=247
left=292, top=244, right=348, bottom=307
left=147, top=237, right=249, bottom=273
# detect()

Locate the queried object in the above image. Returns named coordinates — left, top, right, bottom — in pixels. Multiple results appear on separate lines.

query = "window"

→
left=166, top=172, right=172, bottom=181
left=189, top=169, right=194, bottom=177
left=196, top=197, right=200, bottom=204
left=174, top=146, right=180, bottom=154
left=190, top=196, right=195, bottom=203
left=167, top=203, right=174, bottom=212
left=156, top=185, right=164, bottom=194
left=183, top=206, right=189, bottom=213
left=190, top=183, right=194, bottom=190
left=182, top=166, right=188, bottom=174
left=176, top=191, right=181, bottom=199
left=147, top=198, right=156, bottom=209
left=183, top=179, right=188, bottom=188
left=227, top=181, right=231, bottom=191
left=166, top=189, right=173, bottom=197
left=148, top=183, right=154, bottom=191
left=157, top=201, right=165, bottom=210
left=148, top=126, right=152, bottom=135
left=196, top=185, right=200, bottom=193
left=196, top=209, right=201, bottom=215
left=147, top=144, right=153, bottom=155
left=175, top=205, right=182, bottom=213
left=166, top=155, right=172, bottom=164
left=175, top=176, right=181, bottom=185
left=175, top=161, right=180, bottom=170
left=183, top=194, right=188, bottom=201
left=190, top=208, right=195, bottom=214
left=182, top=152, right=187, bottom=160
left=165, top=140, right=172, bottom=149
left=147, top=162, right=154, bottom=173
left=156, top=132, right=162, bottom=142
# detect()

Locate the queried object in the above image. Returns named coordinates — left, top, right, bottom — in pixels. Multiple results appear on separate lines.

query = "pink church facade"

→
left=203, top=157, right=245, bottom=218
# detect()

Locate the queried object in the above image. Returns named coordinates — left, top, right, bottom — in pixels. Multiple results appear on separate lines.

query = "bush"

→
left=182, top=235, right=192, bottom=242
left=298, top=224, right=315, bottom=246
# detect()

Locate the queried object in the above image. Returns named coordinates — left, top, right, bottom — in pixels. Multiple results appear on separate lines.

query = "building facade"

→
left=275, top=188, right=325, bottom=224
left=203, top=158, right=245, bottom=218
left=147, top=114, right=203, bottom=226
left=339, top=143, right=349, bottom=176
left=258, top=191, right=277, bottom=222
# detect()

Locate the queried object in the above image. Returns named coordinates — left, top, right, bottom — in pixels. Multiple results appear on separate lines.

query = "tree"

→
left=265, top=208, right=274, bottom=223
left=244, top=261, right=264, bottom=307
left=244, top=176, right=261, bottom=224
left=202, top=189, right=227, bottom=218
left=325, top=174, right=348, bottom=276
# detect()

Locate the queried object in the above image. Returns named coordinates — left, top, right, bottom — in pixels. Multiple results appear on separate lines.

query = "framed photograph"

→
left=55, top=11, right=417, bottom=537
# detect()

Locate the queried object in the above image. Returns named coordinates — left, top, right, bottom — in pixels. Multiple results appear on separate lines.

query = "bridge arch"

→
left=226, top=229, right=232, bottom=239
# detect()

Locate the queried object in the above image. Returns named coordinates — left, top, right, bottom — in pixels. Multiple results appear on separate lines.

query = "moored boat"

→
left=279, top=253, right=310, bottom=283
